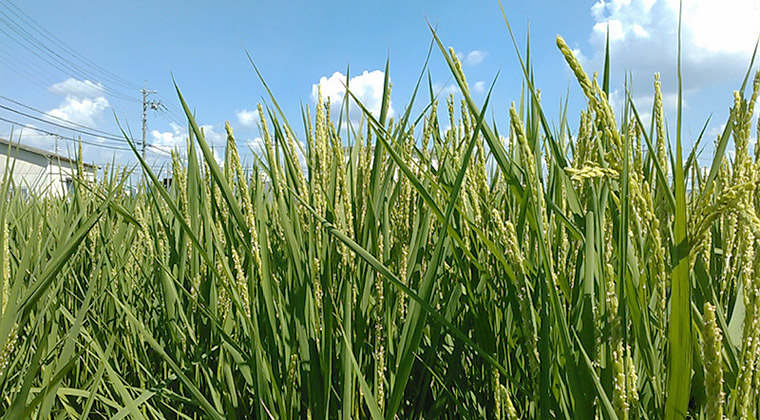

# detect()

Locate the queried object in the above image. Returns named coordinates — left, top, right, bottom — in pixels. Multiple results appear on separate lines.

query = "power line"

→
left=0, top=95, right=133, bottom=140
left=155, top=93, right=187, bottom=120
left=0, top=102, right=133, bottom=144
left=0, top=124, right=170, bottom=160
left=0, top=116, right=132, bottom=151
left=0, top=22, right=140, bottom=105
left=147, top=144, right=173, bottom=157
left=159, top=107, right=186, bottom=125
left=0, top=39, right=64, bottom=86
left=0, top=3, right=141, bottom=104
left=0, top=56, right=54, bottom=91
left=0, top=0, right=140, bottom=91
left=0, top=1, right=186, bottom=159
left=0, top=47, right=144, bottom=126
left=157, top=110, right=183, bottom=126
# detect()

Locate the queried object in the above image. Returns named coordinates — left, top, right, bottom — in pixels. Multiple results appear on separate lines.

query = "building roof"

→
left=0, top=138, right=97, bottom=170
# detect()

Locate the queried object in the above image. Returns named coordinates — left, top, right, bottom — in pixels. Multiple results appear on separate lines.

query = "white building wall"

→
left=46, top=157, right=92, bottom=196
left=0, top=147, right=94, bottom=197
left=0, top=148, right=49, bottom=196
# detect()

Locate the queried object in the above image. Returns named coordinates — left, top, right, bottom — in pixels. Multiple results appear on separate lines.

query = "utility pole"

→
left=141, top=83, right=161, bottom=160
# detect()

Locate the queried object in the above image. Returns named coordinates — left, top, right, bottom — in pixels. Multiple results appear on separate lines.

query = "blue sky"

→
left=1, top=1, right=759, bottom=171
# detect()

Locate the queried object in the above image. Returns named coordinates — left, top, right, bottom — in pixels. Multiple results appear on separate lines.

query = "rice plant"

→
left=2, top=10, right=760, bottom=420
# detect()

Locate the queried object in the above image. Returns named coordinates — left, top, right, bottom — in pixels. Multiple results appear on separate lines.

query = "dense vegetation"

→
left=1, top=18, right=759, bottom=420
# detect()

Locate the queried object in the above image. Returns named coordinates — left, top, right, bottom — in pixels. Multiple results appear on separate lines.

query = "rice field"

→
left=2, top=16, right=760, bottom=420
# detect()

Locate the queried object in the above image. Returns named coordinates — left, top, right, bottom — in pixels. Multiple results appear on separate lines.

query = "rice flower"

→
left=1, top=221, right=8, bottom=316
left=702, top=303, right=724, bottom=420
left=564, top=162, right=618, bottom=183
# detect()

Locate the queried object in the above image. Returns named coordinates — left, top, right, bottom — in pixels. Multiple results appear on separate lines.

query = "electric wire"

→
left=0, top=10, right=141, bottom=104
left=0, top=1, right=193, bottom=161
left=0, top=103, right=134, bottom=144
left=0, top=1, right=183, bottom=151
left=0, top=116, right=132, bottom=151
left=0, top=95, right=133, bottom=140
left=0, top=0, right=141, bottom=90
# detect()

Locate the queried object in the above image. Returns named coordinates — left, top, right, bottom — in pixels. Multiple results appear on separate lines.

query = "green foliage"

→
left=2, top=17, right=760, bottom=419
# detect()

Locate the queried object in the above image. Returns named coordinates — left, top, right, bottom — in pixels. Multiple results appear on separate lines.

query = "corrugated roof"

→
left=0, top=138, right=97, bottom=170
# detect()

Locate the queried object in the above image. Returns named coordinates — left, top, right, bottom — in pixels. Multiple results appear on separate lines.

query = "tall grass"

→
left=2, top=16, right=760, bottom=420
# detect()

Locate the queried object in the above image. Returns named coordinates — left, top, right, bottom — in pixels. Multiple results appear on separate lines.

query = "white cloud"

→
left=4, top=123, right=126, bottom=166
left=48, top=78, right=105, bottom=99
left=12, top=125, right=53, bottom=151
left=212, top=148, right=223, bottom=167
left=295, top=141, right=307, bottom=171
left=707, top=123, right=728, bottom=140
left=0, top=78, right=120, bottom=165
left=246, top=136, right=264, bottom=152
left=151, top=122, right=186, bottom=149
left=48, top=96, right=109, bottom=127
left=311, top=69, right=394, bottom=123
left=151, top=122, right=226, bottom=158
left=150, top=123, right=225, bottom=167
left=44, top=78, right=111, bottom=128
left=236, top=109, right=257, bottom=127
left=607, top=88, right=624, bottom=114
left=579, top=0, right=760, bottom=91
left=570, top=0, right=760, bottom=141
left=464, top=50, right=487, bottom=65
left=244, top=137, right=267, bottom=161
left=433, top=83, right=460, bottom=97
left=456, top=50, right=488, bottom=66
left=433, top=80, right=486, bottom=96
left=680, top=0, right=760, bottom=54
left=4, top=79, right=130, bottom=165
left=200, top=124, right=226, bottom=146
left=250, top=136, right=307, bottom=173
